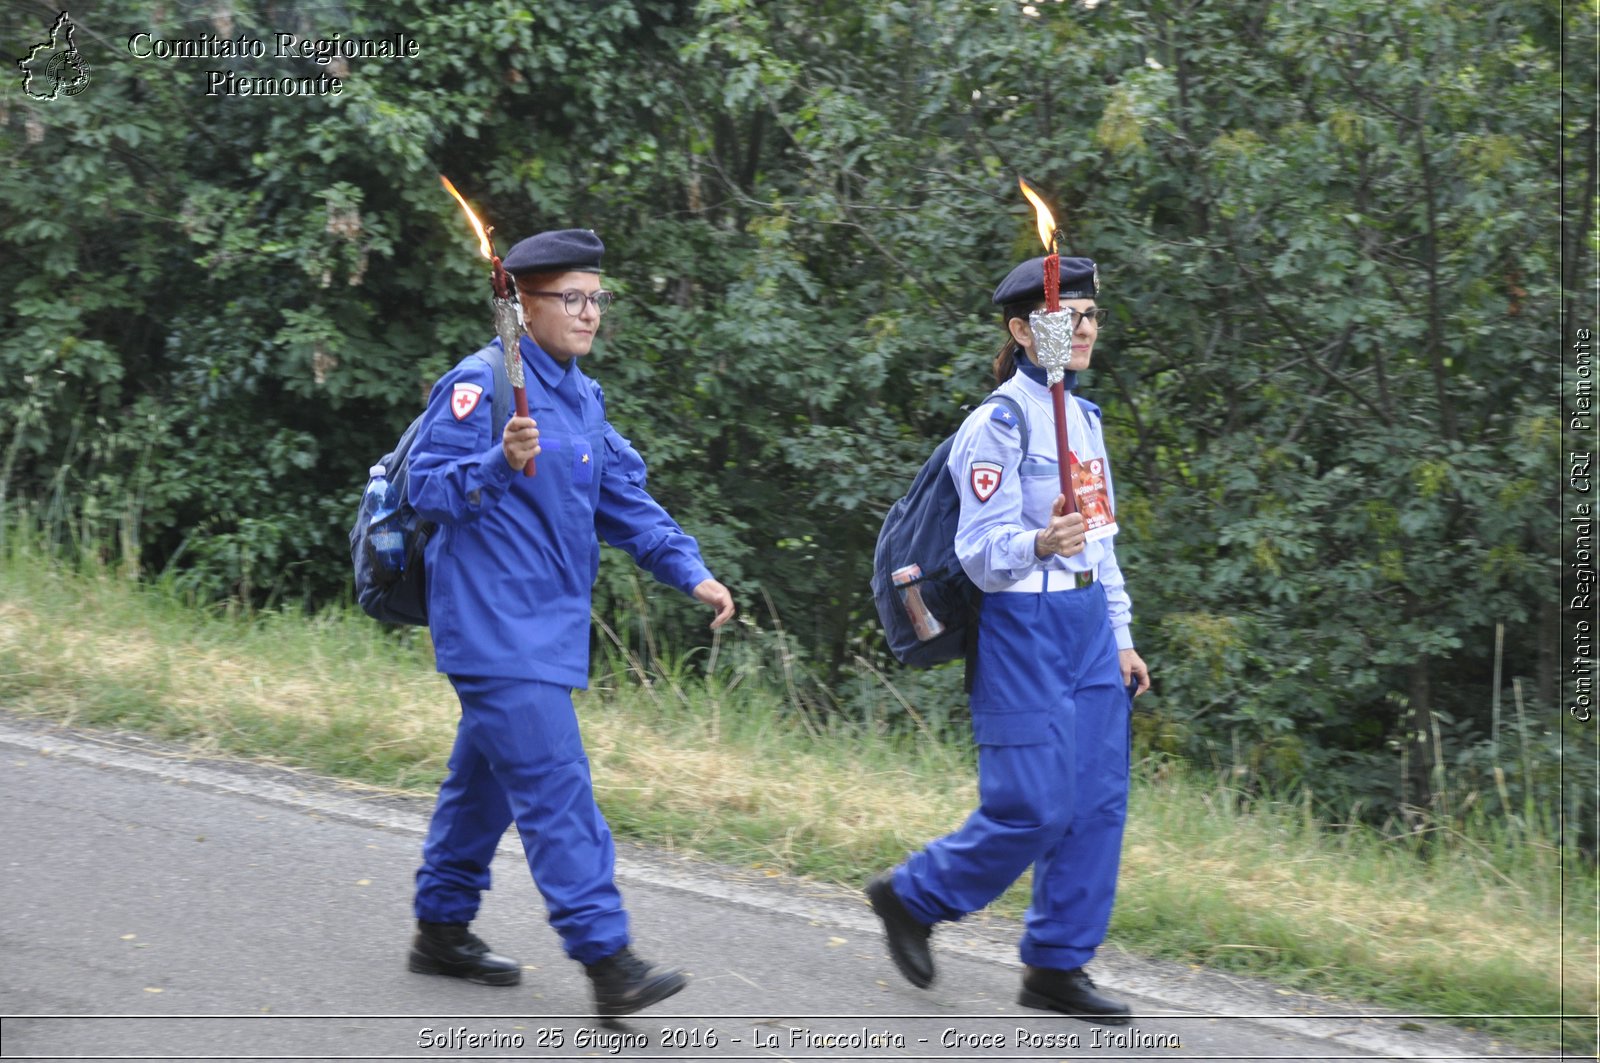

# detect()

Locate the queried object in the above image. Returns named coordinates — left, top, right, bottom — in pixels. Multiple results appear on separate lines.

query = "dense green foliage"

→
left=2, top=0, right=1592, bottom=830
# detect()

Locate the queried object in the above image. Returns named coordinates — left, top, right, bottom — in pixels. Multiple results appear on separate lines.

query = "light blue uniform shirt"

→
left=945, top=371, right=1135, bottom=650
left=408, top=336, right=714, bottom=687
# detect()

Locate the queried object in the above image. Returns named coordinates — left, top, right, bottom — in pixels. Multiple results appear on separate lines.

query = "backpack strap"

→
left=470, top=341, right=515, bottom=431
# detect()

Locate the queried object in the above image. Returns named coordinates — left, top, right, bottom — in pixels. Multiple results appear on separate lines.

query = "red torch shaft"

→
left=512, top=385, right=535, bottom=477
left=1051, top=384, right=1074, bottom=507
left=511, top=367, right=534, bottom=478
left=1042, top=248, right=1077, bottom=513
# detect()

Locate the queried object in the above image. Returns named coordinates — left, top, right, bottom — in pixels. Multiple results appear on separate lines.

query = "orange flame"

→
left=440, top=175, right=492, bottom=260
left=1017, top=177, right=1058, bottom=252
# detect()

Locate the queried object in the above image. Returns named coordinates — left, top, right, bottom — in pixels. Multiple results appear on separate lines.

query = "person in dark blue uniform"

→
left=403, top=228, right=735, bottom=1017
left=866, top=255, right=1150, bottom=1023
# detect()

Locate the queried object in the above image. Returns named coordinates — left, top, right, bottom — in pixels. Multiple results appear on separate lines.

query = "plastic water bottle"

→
left=891, top=563, right=945, bottom=641
left=363, top=464, right=405, bottom=575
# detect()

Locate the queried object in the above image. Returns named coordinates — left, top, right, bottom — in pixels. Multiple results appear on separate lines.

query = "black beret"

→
left=991, top=255, right=1099, bottom=307
left=501, top=228, right=604, bottom=276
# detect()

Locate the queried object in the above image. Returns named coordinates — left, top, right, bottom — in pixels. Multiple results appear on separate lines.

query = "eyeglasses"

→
left=522, top=289, right=616, bottom=316
left=1065, top=307, right=1109, bottom=329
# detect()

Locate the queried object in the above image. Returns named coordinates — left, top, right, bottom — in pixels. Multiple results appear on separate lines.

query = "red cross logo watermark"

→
left=969, top=461, right=1003, bottom=503
left=451, top=382, right=484, bottom=421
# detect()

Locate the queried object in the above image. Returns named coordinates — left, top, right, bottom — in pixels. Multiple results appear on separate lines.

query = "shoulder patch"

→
left=450, top=382, right=484, bottom=421
left=969, top=461, right=1003, bottom=502
left=989, top=403, right=1020, bottom=431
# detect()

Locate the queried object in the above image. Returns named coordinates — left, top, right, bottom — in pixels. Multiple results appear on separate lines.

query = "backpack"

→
left=871, top=391, right=1029, bottom=667
left=350, top=343, right=512, bottom=625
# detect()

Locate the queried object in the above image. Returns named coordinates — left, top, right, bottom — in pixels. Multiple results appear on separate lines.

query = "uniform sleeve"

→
left=593, top=423, right=714, bottom=596
left=1086, top=405, right=1135, bottom=649
left=947, top=403, right=1044, bottom=591
left=1099, top=544, right=1134, bottom=650
left=406, top=358, right=518, bottom=525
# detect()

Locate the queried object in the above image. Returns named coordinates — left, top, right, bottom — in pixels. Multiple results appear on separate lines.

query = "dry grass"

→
left=1119, top=792, right=1588, bottom=1001
left=0, top=589, right=460, bottom=783
left=580, top=687, right=975, bottom=864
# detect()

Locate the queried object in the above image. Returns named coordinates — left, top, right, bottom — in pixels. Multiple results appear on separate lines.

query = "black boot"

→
left=1018, top=965, right=1132, bottom=1024
left=584, top=947, right=687, bottom=1017
left=588, top=947, right=688, bottom=1018
left=865, top=873, right=935, bottom=988
left=407, top=921, right=522, bottom=986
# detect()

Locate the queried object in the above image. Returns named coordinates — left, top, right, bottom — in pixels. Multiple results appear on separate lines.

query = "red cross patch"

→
left=451, top=382, right=484, bottom=421
left=969, top=461, right=1003, bottom=502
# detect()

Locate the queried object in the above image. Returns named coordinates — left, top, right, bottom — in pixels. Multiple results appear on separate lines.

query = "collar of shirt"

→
left=1013, top=350, right=1077, bottom=392
left=521, top=335, right=575, bottom=393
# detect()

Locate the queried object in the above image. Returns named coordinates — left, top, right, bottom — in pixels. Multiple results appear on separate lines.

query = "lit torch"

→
left=440, top=175, right=534, bottom=476
left=1018, top=176, right=1075, bottom=513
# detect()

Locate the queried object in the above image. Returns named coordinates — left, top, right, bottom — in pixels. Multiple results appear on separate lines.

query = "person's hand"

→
left=693, top=579, right=736, bottom=629
left=502, top=415, right=540, bottom=471
left=1033, top=495, right=1086, bottom=559
left=1120, top=648, right=1150, bottom=697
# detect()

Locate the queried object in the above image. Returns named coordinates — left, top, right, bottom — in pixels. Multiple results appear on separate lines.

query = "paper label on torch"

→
left=1064, top=399, right=1118, bottom=543
left=1072, top=454, right=1118, bottom=543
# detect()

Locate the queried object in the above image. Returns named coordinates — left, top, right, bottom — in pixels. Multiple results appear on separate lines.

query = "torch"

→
left=1018, top=177, right=1076, bottom=514
left=439, top=176, right=535, bottom=476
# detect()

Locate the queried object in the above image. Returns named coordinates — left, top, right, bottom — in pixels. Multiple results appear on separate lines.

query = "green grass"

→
left=0, top=538, right=1593, bottom=1053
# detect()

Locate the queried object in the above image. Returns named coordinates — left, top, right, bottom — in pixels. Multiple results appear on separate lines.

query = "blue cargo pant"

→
left=893, top=580, right=1130, bottom=970
left=413, top=676, right=628, bottom=965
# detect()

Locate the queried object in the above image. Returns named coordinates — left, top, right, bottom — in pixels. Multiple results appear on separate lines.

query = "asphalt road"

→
left=0, top=714, right=1555, bottom=1062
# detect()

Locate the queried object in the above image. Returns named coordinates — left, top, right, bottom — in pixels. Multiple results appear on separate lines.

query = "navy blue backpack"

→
left=871, top=392, right=1028, bottom=667
left=351, top=344, right=511, bottom=626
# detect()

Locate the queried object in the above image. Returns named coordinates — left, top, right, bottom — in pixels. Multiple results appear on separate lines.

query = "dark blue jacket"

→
left=408, top=336, right=713, bottom=687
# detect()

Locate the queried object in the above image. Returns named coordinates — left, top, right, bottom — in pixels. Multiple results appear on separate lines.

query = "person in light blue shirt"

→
left=867, top=255, right=1150, bottom=1024
left=404, top=228, right=734, bottom=1018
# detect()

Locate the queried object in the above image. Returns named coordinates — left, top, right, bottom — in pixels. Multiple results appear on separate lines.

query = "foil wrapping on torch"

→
left=491, top=288, right=535, bottom=477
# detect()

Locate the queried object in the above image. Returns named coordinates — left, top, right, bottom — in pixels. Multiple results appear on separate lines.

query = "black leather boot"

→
left=1018, top=965, right=1132, bottom=1024
left=407, top=921, right=522, bottom=986
left=865, top=872, right=935, bottom=988
left=584, top=947, right=687, bottom=1016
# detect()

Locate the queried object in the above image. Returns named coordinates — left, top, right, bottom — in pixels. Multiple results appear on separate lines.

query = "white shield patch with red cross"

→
left=450, top=382, right=484, bottom=421
left=969, top=461, right=1004, bottom=502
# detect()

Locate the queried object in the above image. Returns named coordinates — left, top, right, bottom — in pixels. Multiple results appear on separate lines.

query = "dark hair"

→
left=992, top=301, right=1044, bottom=385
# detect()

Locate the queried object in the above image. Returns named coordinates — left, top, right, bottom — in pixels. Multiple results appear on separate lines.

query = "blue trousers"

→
left=413, top=676, right=628, bottom=965
left=893, top=581, right=1130, bottom=970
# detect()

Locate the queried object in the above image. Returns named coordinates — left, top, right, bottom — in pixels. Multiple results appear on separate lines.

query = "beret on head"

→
left=502, top=228, right=605, bottom=276
left=991, top=255, right=1099, bottom=307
